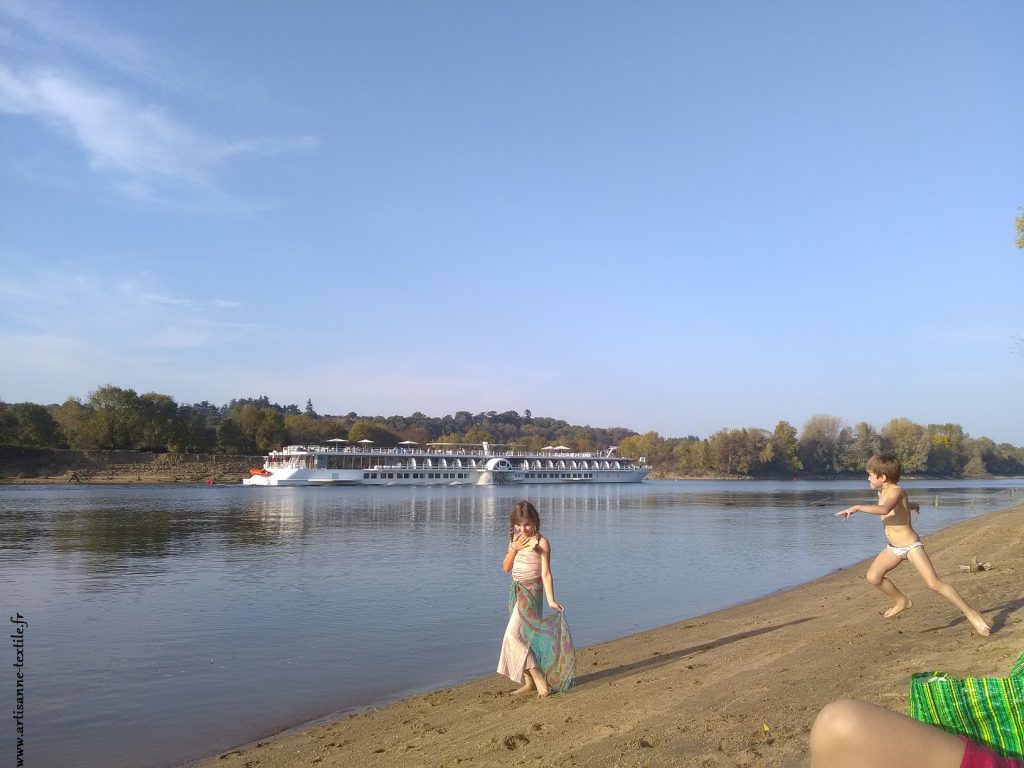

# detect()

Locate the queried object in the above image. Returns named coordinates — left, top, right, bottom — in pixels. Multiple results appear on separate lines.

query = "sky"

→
left=1, top=1, right=1022, bottom=445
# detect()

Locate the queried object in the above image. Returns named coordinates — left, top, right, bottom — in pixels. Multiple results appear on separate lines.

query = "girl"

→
left=496, top=500, right=576, bottom=697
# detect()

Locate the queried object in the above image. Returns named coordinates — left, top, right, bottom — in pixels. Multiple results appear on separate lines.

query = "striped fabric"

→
left=909, top=651, right=1024, bottom=760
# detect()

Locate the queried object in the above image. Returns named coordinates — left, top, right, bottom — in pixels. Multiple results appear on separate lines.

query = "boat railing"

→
left=273, top=445, right=642, bottom=463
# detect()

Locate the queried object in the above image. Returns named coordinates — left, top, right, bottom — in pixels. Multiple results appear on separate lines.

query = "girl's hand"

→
left=511, top=534, right=535, bottom=551
left=549, top=601, right=563, bottom=612
left=835, top=507, right=855, bottom=520
left=513, top=535, right=537, bottom=551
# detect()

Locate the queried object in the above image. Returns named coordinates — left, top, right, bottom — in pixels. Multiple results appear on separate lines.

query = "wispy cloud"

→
left=0, top=259, right=262, bottom=351
left=0, top=0, right=168, bottom=86
left=0, top=0, right=317, bottom=205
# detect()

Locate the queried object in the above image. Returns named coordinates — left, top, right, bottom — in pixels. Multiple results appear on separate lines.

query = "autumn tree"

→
left=880, top=417, right=928, bottom=474
left=618, top=431, right=662, bottom=461
left=924, top=423, right=968, bottom=476
left=347, top=420, right=398, bottom=447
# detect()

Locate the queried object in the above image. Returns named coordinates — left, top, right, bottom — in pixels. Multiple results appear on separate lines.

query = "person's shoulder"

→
left=538, top=535, right=552, bottom=552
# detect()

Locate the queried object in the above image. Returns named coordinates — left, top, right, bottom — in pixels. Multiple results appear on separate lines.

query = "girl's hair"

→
left=508, top=500, right=541, bottom=541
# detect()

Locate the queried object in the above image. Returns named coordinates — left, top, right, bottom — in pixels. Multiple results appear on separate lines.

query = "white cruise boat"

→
left=242, top=441, right=649, bottom=487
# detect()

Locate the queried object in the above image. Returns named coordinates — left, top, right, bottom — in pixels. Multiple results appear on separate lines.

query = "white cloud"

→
left=0, top=1, right=317, bottom=204
left=0, top=0, right=180, bottom=90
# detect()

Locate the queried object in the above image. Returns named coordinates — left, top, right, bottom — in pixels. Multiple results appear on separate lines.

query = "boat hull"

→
left=243, top=467, right=650, bottom=487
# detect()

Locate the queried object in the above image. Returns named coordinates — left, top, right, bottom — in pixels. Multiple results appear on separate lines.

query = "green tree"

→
left=798, top=414, right=848, bottom=475
left=137, top=392, right=178, bottom=451
left=254, top=408, right=286, bottom=451
left=768, top=420, right=803, bottom=475
left=841, top=421, right=881, bottom=473
left=0, top=403, right=18, bottom=444
left=216, top=416, right=250, bottom=454
left=8, top=403, right=61, bottom=447
left=53, top=398, right=104, bottom=449
left=169, top=404, right=217, bottom=453
left=89, top=385, right=143, bottom=449
left=284, top=414, right=323, bottom=445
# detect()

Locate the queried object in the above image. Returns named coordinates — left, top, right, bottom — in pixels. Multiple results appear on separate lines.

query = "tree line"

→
left=1, top=385, right=1021, bottom=478
left=619, top=416, right=1024, bottom=478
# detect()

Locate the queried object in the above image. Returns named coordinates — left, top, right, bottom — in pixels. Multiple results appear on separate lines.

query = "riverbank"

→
left=195, top=503, right=1023, bottom=768
left=0, top=446, right=258, bottom=484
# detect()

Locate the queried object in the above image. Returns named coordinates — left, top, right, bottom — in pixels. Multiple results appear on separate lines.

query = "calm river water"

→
left=1, top=479, right=1020, bottom=767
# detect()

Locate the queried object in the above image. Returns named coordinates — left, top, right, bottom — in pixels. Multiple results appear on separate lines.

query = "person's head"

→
left=509, top=500, right=541, bottom=541
left=866, top=452, right=902, bottom=485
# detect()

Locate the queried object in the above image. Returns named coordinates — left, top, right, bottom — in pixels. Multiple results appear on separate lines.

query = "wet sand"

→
left=196, top=504, right=1023, bottom=768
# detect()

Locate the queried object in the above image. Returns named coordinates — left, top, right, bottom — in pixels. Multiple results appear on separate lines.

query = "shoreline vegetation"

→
left=1, top=447, right=1022, bottom=485
left=2, top=386, right=1023, bottom=481
left=194, top=503, right=1024, bottom=768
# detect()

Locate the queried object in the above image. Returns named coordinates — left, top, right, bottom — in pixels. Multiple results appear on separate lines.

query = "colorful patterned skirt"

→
left=496, top=576, right=576, bottom=693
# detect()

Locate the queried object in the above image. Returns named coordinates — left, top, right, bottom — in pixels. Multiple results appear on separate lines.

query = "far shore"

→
left=3, top=444, right=1020, bottom=486
left=192, top=503, right=1024, bottom=768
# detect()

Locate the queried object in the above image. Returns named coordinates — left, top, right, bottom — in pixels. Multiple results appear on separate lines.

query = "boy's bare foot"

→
left=883, top=598, right=912, bottom=618
left=966, top=610, right=991, bottom=637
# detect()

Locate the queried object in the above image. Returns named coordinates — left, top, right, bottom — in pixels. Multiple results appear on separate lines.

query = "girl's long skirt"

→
left=496, top=575, right=576, bottom=693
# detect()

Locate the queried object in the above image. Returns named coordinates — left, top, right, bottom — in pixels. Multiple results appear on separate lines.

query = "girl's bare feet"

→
left=528, top=668, right=549, bottom=698
left=511, top=677, right=535, bottom=695
left=883, top=598, right=912, bottom=618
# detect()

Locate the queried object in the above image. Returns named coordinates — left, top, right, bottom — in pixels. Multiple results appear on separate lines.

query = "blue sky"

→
left=1, top=1, right=1022, bottom=444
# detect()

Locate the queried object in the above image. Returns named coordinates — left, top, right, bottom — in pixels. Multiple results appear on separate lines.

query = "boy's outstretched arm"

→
left=835, top=488, right=902, bottom=520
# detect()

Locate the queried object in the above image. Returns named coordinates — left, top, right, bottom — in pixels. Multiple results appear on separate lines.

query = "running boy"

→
left=835, top=452, right=991, bottom=636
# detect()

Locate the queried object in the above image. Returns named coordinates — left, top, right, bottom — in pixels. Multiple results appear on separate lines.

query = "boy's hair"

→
left=867, top=452, right=902, bottom=483
left=509, top=500, right=541, bottom=541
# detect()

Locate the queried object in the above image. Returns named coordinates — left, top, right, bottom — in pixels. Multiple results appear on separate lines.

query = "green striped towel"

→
left=909, top=651, right=1024, bottom=759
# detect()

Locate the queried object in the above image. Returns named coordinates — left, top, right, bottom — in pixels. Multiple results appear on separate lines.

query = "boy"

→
left=836, top=452, right=991, bottom=636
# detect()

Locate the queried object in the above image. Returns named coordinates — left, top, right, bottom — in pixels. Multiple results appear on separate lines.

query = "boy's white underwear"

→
left=887, top=541, right=923, bottom=559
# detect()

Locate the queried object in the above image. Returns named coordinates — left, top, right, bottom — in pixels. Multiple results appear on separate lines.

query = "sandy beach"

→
left=192, top=503, right=1023, bottom=768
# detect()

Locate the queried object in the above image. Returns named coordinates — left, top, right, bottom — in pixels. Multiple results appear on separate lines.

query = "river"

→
left=1, top=479, right=1020, bottom=767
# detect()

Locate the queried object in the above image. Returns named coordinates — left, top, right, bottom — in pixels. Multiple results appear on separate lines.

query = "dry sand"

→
left=197, top=504, right=1023, bottom=768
